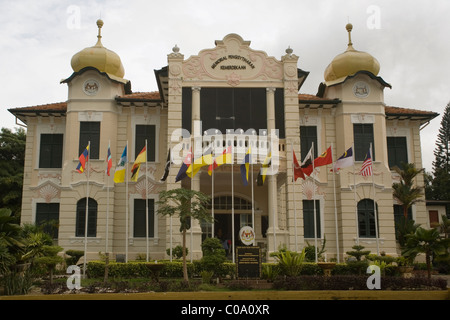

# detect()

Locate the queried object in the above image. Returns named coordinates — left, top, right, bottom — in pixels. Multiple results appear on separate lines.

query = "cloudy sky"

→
left=1, top=0, right=449, bottom=172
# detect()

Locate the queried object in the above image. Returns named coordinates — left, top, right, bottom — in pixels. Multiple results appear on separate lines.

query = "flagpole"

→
left=212, top=142, right=215, bottom=239
left=145, top=139, right=149, bottom=262
left=312, top=142, right=318, bottom=263
left=231, top=140, right=235, bottom=263
left=83, top=141, right=91, bottom=278
left=331, top=143, right=340, bottom=263
left=125, top=140, right=129, bottom=263
left=292, top=141, right=298, bottom=252
left=353, top=142, right=358, bottom=246
left=106, top=141, right=110, bottom=262
left=251, top=148, right=255, bottom=241
left=370, top=143, right=380, bottom=255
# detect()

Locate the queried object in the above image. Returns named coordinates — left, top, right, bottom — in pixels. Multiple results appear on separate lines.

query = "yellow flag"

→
left=131, top=146, right=146, bottom=182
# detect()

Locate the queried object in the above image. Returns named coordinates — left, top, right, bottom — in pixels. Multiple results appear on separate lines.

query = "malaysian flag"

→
left=360, top=149, right=373, bottom=176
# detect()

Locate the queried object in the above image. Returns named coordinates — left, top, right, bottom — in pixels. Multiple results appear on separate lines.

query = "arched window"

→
left=76, top=198, right=98, bottom=237
left=357, top=199, right=379, bottom=238
left=208, top=195, right=252, bottom=210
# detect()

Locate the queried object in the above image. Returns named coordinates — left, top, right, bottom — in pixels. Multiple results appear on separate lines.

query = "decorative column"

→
left=266, top=87, right=280, bottom=257
left=166, top=45, right=184, bottom=258
left=190, top=86, right=203, bottom=260
left=281, top=48, right=302, bottom=253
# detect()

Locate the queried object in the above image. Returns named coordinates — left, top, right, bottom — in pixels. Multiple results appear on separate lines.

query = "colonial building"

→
left=9, top=20, right=438, bottom=262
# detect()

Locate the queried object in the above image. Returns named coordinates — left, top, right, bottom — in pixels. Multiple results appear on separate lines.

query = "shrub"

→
left=65, top=250, right=84, bottom=266
left=200, top=238, right=226, bottom=276
left=272, top=275, right=448, bottom=291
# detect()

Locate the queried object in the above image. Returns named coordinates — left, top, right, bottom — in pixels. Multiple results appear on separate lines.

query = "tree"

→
left=157, top=188, right=212, bottom=283
left=0, top=128, right=26, bottom=218
left=430, top=102, right=450, bottom=213
left=402, top=227, right=449, bottom=279
left=392, top=163, right=424, bottom=223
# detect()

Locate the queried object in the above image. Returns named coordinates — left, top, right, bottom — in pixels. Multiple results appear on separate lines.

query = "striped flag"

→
left=360, top=149, right=373, bottom=177
left=76, top=144, right=89, bottom=173
left=106, top=143, right=112, bottom=176
left=131, top=146, right=147, bottom=182
left=114, top=145, right=128, bottom=183
left=240, top=147, right=251, bottom=186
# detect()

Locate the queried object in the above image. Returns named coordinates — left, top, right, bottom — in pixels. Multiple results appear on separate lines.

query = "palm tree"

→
left=392, top=163, right=424, bottom=222
left=402, top=227, right=449, bottom=279
left=157, top=188, right=212, bottom=283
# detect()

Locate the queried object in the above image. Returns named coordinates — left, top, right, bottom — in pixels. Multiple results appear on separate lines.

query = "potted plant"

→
left=396, top=256, right=414, bottom=278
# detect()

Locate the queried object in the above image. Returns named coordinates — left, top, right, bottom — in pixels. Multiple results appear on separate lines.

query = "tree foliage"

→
left=157, top=188, right=212, bottom=283
left=392, top=163, right=424, bottom=221
left=429, top=102, right=450, bottom=210
left=0, top=127, right=26, bottom=217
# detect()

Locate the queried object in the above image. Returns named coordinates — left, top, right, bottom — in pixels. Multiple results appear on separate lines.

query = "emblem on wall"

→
left=353, top=81, right=370, bottom=98
left=239, top=226, right=255, bottom=246
left=83, top=79, right=100, bottom=96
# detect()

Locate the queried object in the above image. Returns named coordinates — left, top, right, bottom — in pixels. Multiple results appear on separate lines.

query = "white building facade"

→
left=9, top=21, right=438, bottom=262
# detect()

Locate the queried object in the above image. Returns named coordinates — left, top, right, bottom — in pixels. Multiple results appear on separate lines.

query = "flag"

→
left=114, top=145, right=128, bottom=183
left=301, top=147, right=313, bottom=176
left=160, top=149, right=172, bottom=182
left=76, top=144, right=89, bottom=173
left=175, top=148, right=192, bottom=182
left=240, top=147, right=251, bottom=186
left=314, top=146, right=333, bottom=168
left=208, top=146, right=232, bottom=175
left=332, top=147, right=354, bottom=172
left=360, top=149, right=373, bottom=177
left=293, top=149, right=305, bottom=181
left=131, top=146, right=147, bottom=182
left=186, top=147, right=213, bottom=178
left=257, top=151, right=271, bottom=186
left=106, top=143, right=112, bottom=176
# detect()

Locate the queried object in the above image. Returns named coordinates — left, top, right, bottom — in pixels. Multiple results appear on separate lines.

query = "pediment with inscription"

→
left=181, top=34, right=283, bottom=86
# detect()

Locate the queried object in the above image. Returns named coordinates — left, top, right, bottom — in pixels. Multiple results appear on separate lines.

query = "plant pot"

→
left=398, top=266, right=414, bottom=278
left=317, top=262, right=336, bottom=277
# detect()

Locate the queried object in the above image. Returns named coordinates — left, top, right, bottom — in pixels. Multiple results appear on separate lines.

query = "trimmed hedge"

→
left=273, top=275, right=448, bottom=291
left=87, top=260, right=236, bottom=279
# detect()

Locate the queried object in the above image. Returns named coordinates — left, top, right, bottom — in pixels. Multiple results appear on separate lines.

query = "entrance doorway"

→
left=201, top=195, right=254, bottom=257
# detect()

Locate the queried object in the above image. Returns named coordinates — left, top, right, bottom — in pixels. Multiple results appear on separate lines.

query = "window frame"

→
left=39, top=133, right=64, bottom=168
left=357, top=199, right=379, bottom=238
left=133, top=198, right=155, bottom=238
left=135, top=125, right=156, bottom=162
left=387, top=136, right=408, bottom=169
left=79, top=121, right=100, bottom=160
left=35, top=202, right=60, bottom=239
left=303, top=199, right=321, bottom=239
left=300, top=125, right=318, bottom=160
left=353, top=123, right=375, bottom=162
left=75, top=198, right=98, bottom=237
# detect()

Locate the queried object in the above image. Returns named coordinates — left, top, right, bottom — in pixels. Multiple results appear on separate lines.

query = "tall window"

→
left=76, top=198, right=98, bottom=237
left=39, top=134, right=63, bottom=168
left=133, top=199, right=155, bottom=238
left=354, top=124, right=374, bottom=161
left=300, top=126, right=318, bottom=160
left=35, top=203, right=60, bottom=239
left=182, top=87, right=285, bottom=138
left=358, top=199, right=378, bottom=238
left=135, top=125, right=156, bottom=162
left=387, top=137, right=408, bottom=169
left=303, top=200, right=321, bottom=238
left=79, top=122, right=100, bottom=160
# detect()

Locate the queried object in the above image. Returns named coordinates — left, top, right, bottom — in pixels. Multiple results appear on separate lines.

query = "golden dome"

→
left=324, top=23, right=380, bottom=85
left=70, top=20, right=125, bottom=79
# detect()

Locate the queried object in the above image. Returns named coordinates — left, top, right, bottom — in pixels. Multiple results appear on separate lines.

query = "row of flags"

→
left=76, top=142, right=374, bottom=182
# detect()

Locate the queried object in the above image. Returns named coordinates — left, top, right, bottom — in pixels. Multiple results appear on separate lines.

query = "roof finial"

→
left=346, top=22, right=353, bottom=47
left=96, top=19, right=104, bottom=46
